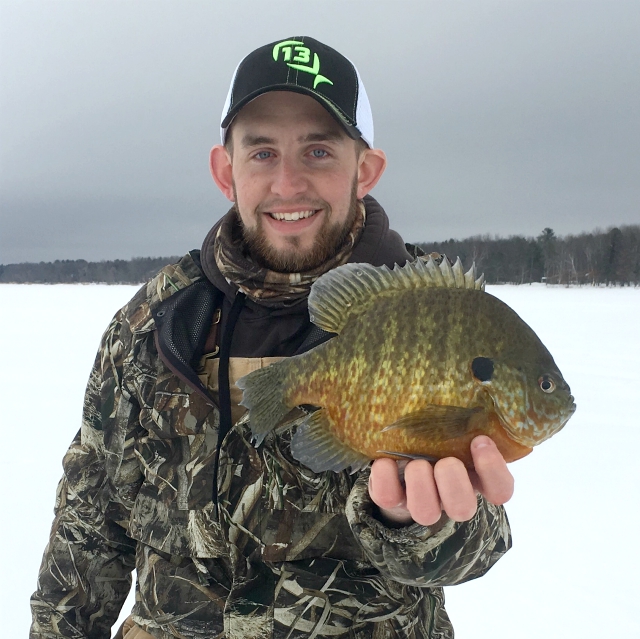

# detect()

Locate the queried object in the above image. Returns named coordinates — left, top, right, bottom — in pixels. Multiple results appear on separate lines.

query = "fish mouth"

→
left=562, top=395, right=577, bottom=422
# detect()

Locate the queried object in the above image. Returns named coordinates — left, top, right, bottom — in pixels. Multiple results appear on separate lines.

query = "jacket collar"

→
left=199, top=195, right=411, bottom=308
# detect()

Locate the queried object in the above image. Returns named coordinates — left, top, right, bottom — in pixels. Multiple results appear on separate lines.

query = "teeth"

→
left=269, top=210, right=316, bottom=221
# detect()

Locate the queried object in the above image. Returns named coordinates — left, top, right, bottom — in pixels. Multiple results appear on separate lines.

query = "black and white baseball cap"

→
left=220, top=36, right=374, bottom=147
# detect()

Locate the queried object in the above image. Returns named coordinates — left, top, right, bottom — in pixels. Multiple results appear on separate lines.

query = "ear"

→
left=356, top=148, right=387, bottom=199
left=209, top=145, right=234, bottom=201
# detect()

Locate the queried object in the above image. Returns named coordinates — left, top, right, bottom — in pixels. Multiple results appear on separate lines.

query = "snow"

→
left=2, top=283, right=639, bottom=637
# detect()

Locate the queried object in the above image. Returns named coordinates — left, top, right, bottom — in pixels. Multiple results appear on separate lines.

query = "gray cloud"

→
left=1, top=1, right=639, bottom=263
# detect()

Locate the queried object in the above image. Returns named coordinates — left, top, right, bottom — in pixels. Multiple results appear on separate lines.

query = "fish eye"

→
left=539, top=375, right=556, bottom=393
left=471, top=357, right=494, bottom=382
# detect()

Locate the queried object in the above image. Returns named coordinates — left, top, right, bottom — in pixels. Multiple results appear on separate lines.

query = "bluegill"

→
left=237, top=257, right=576, bottom=472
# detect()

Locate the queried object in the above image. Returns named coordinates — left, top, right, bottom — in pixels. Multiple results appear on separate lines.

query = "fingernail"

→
left=472, top=435, right=492, bottom=449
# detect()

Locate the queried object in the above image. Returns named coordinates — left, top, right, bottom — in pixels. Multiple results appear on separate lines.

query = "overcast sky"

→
left=1, top=1, right=639, bottom=263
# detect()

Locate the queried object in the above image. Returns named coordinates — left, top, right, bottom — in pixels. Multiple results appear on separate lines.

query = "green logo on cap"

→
left=272, top=40, right=333, bottom=90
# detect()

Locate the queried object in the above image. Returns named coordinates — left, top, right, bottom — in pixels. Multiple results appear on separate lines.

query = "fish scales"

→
left=238, top=257, right=575, bottom=473
left=282, top=290, right=489, bottom=457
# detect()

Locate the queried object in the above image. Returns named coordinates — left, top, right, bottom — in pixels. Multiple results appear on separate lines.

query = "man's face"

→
left=227, top=92, right=363, bottom=272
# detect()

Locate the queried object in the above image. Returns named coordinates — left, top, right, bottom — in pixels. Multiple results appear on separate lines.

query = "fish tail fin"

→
left=237, top=362, right=291, bottom=445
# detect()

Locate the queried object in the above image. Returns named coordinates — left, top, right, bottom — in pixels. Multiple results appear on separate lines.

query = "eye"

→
left=255, top=150, right=272, bottom=160
left=471, top=357, right=494, bottom=382
left=539, top=375, right=556, bottom=393
left=310, top=148, right=328, bottom=158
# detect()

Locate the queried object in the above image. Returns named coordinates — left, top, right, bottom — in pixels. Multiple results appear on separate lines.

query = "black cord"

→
left=211, top=291, right=246, bottom=508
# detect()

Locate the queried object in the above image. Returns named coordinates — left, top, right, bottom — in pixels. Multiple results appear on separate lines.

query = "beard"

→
left=236, top=178, right=359, bottom=273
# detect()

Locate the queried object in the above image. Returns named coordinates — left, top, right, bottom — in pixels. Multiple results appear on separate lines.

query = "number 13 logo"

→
left=272, top=40, right=333, bottom=89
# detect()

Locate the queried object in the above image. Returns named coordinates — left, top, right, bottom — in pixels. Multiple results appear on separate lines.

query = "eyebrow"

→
left=298, top=131, right=345, bottom=144
left=240, top=134, right=276, bottom=148
left=239, top=130, right=346, bottom=148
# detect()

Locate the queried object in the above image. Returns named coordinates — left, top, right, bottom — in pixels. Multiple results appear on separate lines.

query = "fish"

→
left=236, top=256, right=576, bottom=473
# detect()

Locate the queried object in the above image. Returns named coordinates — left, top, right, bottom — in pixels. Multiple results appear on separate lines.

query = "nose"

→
left=270, top=157, right=308, bottom=199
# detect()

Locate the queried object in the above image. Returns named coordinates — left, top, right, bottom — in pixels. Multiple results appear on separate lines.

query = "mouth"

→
left=266, top=209, right=320, bottom=222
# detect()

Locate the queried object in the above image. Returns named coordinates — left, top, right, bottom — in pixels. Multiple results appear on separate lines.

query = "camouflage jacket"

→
left=31, top=252, right=512, bottom=639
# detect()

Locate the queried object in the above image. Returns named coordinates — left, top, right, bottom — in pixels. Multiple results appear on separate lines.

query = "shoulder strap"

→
left=153, top=279, right=224, bottom=386
left=293, top=324, right=336, bottom=355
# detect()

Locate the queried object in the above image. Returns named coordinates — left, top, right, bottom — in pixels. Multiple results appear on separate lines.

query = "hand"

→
left=368, top=435, right=514, bottom=526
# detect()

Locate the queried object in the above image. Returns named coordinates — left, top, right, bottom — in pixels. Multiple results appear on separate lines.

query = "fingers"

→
left=369, top=458, right=446, bottom=526
left=369, top=458, right=413, bottom=525
left=369, top=458, right=406, bottom=510
left=404, top=460, right=442, bottom=525
left=433, top=457, right=478, bottom=521
left=470, top=435, right=514, bottom=505
left=370, top=457, right=474, bottom=525
left=368, top=436, right=514, bottom=528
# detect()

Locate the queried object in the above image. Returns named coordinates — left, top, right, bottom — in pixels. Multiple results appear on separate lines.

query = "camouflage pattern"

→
left=31, top=252, right=512, bottom=639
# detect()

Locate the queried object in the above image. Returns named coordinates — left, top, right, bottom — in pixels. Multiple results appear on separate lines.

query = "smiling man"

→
left=31, top=37, right=513, bottom=639
left=211, top=90, right=384, bottom=273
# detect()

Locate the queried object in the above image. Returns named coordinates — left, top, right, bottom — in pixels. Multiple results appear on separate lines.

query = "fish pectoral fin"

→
left=382, top=405, right=485, bottom=439
left=291, top=409, right=370, bottom=474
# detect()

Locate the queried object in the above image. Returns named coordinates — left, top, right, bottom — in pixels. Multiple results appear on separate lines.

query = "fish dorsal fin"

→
left=308, top=255, right=485, bottom=334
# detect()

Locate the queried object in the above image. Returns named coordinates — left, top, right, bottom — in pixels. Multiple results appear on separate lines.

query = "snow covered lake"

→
left=2, top=283, right=639, bottom=638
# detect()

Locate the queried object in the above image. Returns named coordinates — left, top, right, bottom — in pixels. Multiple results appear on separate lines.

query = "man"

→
left=31, top=37, right=513, bottom=639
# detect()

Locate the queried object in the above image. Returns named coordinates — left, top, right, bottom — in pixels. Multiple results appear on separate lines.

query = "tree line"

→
left=1, top=225, right=639, bottom=285
left=417, top=224, right=640, bottom=285
left=0, top=257, right=180, bottom=284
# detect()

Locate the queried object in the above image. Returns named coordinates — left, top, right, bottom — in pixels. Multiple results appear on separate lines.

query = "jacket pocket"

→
left=129, top=410, right=227, bottom=558
left=135, top=365, right=220, bottom=510
left=218, top=424, right=366, bottom=563
left=128, top=481, right=228, bottom=558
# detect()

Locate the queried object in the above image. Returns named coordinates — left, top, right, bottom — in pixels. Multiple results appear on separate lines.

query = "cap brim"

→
left=221, top=85, right=362, bottom=140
